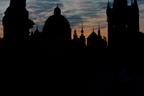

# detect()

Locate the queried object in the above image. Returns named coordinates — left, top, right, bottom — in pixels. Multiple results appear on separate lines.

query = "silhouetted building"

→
left=87, top=26, right=107, bottom=48
left=87, top=28, right=98, bottom=48
left=107, top=0, right=140, bottom=48
left=2, top=0, right=34, bottom=45
left=79, top=24, right=86, bottom=48
left=98, top=25, right=102, bottom=38
left=42, top=5, right=71, bottom=48
left=72, top=29, right=80, bottom=48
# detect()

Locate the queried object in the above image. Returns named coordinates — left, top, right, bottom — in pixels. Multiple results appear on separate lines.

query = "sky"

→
left=0, top=0, right=144, bottom=39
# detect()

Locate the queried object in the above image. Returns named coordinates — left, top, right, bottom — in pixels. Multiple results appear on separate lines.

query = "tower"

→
left=107, top=0, right=113, bottom=47
left=79, top=23, right=86, bottom=48
left=2, top=0, right=34, bottom=44
left=107, top=0, right=140, bottom=48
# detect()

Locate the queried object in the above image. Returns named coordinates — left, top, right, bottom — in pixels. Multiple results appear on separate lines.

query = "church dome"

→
left=42, top=6, right=71, bottom=47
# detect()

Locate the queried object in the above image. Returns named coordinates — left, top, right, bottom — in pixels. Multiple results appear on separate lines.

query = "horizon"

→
left=0, top=0, right=144, bottom=39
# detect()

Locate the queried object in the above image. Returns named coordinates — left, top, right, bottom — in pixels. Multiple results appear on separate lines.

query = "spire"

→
left=98, top=25, right=101, bottom=37
left=80, top=23, right=86, bottom=48
left=107, top=0, right=112, bottom=18
left=80, top=22, right=85, bottom=39
left=81, top=22, right=84, bottom=34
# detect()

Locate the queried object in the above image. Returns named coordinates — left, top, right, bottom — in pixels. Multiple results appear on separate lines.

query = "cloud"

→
left=0, top=0, right=144, bottom=38
left=27, top=0, right=109, bottom=33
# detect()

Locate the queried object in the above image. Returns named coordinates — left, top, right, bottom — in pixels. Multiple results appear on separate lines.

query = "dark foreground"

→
left=1, top=48, right=144, bottom=96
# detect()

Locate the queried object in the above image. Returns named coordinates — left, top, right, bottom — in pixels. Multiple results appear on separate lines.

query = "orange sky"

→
left=0, top=22, right=108, bottom=40
left=0, top=24, right=3, bottom=38
left=72, top=25, right=107, bottom=39
left=0, top=21, right=142, bottom=42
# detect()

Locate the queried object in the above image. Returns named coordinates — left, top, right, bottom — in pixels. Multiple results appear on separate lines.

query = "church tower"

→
left=3, top=0, right=34, bottom=44
left=107, top=0, right=113, bottom=47
left=79, top=23, right=86, bottom=48
left=107, top=0, right=140, bottom=48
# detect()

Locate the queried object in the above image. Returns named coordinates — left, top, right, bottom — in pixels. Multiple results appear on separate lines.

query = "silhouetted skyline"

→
left=1, top=0, right=107, bottom=48
left=0, top=0, right=144, bottom=49
left=0, top=0, right=144, bottom=39
left=1, top=1, right=144, bottom=96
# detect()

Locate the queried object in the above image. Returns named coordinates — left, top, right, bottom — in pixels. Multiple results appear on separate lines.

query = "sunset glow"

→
left=0, top=0, right=144, bottom=39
